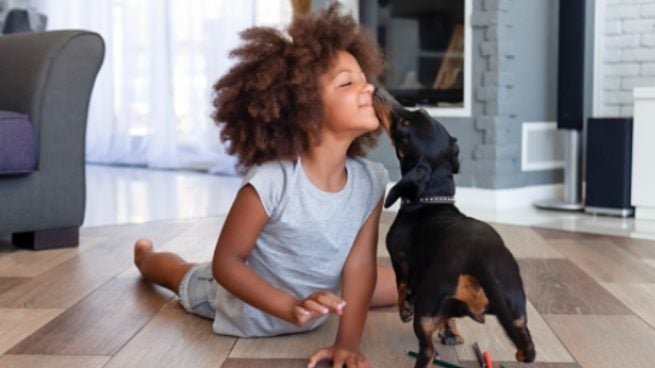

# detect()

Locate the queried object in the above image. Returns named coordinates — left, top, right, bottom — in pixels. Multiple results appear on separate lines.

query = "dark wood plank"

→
left=519, top=259, right=631, bottom=315
left=0, top=277, right=27, bottom=295
left=8, top=277, right=171, bottom=355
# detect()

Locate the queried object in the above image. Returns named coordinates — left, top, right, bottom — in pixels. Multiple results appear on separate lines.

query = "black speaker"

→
left=584, top=118, right=634, bottom=217
left=557, top=0, right=586, bottom=131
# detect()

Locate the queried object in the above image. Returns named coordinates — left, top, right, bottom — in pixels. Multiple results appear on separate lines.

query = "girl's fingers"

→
left=307, top=348, right=332, bottom=368
left=314, top=293, right=346, bottom=314
left=304, top=299, right=329, bottom=315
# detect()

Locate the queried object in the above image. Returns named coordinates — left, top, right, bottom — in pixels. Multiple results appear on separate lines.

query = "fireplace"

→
left=359, top=0, right=466, bottom=109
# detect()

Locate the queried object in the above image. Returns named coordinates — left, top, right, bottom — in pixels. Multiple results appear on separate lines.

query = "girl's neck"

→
left=300, top=138, right=351, bottom=193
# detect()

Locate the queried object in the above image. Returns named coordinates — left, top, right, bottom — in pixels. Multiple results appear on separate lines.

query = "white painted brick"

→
left=605, top=0, right=620, bottom=4
left=604, top=63, right=640, bottom=76
left=642, top=62, right=655, bottom=75
left=642, top=4, right=655, bottom=17
left=605, top=34, right=640, bottom=48
left=604, top=49, right=623, bottom=62
left=604, top=90, right=633, bottom=104
left=623, top=19, right=655, bottom=34
left=642, top=34, right=655, bottom=47
left=605, top=21, right=622, bottom=35
left=604, top=77, right=621, bottom=90
left=622, top=48, right=655, bottom=62
left=606, top=5, right=641, bottom=20
left=623, top=0, right=653, bottom=3
left=621, top=76, right=655, bottom=90
left=600, top=105, right=620, bottom=116
left=620, top=105, right=634, bottom=117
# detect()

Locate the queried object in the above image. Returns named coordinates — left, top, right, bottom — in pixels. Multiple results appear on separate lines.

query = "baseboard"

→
left=383, top=183, right=564, bottom=211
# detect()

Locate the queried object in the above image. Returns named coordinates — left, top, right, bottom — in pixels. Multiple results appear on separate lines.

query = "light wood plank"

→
left=0, top=308, right=63, bottom=354
left=459, top=362, right=580, bottom=368
left=550, top=238, right=655, bottom=283
left=601, top=282, right=655, bottom=329
left=532, top=228, right=604, bottom=241
left=454, top=301, right=574, bottom=363
left=104, top=301, right=235, bottom=368
left=644, top=259, right=655, bottom=271
left=519, top=259, right=631, bottom=315
left=221, top=358, right=325, bottom=368
left=8, top=277, right=170, bottom=355
left=0, top=248, right=78, bottom=278
left=230, top=316, right=339, bottom=358
left=608, top=236, right=655, bottom=259
left=362, top=308, right=461, bottom=367
left=544, top=315, right=655, bottom=368
left=0, top=354, right=109, bottom=368
left=377, top=211, right=394, bottom=258
left=492, top=224, right=564, bottom=259
left=0, top=221, right=188, bottom=309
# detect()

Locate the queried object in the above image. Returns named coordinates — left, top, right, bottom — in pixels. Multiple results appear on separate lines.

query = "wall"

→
left=597, top=0, right=655, bottom=117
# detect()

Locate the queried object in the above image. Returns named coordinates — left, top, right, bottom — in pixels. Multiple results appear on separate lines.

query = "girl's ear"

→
left=384, top=160, right=432, bottom=208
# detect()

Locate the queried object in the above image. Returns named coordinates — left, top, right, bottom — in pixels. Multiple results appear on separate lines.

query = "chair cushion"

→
left=0, top=110, right=36, bottom=175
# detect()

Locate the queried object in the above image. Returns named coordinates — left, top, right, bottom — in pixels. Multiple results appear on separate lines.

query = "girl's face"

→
left=319, top=51, right=378, bottom=139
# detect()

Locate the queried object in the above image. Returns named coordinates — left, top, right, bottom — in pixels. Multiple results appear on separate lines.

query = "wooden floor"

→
left=2, top=212, right=655, bottom=368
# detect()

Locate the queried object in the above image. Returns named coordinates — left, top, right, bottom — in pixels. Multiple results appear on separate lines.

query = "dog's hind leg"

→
left=512, top=315, right=536, bottom=363
left=413, top=315, right=441, bottom=368
left=438, top=318, right=465, bottom=345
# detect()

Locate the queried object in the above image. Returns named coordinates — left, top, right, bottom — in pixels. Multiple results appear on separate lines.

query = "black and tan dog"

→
left=373, top=88, right=536, bottom=368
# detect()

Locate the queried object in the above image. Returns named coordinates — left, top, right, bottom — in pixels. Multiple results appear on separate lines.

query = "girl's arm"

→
left=335, top=196, right=383, bottom=348
left=307, top=196, right=383, bottom=368
left=212, top=184, right=342, bottom=326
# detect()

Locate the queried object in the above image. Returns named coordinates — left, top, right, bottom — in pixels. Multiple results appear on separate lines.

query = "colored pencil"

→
left=483, top=351, right=493, bottom=368
left=472, top=342, right=486, bottom=368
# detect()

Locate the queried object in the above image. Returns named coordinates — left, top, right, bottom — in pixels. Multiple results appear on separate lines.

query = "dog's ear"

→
left=449, top=137, right=460, bottom=174
left=384, top=160, right=432, bottom=208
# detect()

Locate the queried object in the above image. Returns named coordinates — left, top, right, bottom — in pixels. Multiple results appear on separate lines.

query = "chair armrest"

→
left=0, top=30, right=105, bottom=170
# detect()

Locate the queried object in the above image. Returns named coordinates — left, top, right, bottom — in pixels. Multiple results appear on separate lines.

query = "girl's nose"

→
left=362, top=82, right=374, bottom=95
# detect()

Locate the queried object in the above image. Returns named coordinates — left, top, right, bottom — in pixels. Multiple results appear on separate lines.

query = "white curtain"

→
left=32, top=0, right=292, bottom=174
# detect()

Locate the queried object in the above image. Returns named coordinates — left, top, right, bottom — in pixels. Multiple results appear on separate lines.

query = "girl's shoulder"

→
left=348, top=157, right=388, bottom=184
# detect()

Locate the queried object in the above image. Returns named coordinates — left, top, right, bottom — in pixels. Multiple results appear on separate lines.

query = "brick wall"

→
left=600, top=0, right=655, bottom=116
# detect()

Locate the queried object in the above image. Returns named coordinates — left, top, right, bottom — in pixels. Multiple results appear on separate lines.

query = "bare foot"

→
left=134, top=238, right=154, bottom=270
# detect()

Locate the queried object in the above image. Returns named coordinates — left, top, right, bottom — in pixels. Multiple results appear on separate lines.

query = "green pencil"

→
left=407, top=350, right=464, bottom=368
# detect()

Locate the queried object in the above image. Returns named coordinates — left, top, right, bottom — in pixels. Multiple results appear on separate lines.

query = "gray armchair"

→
left=0, top=30, right=104, bottom=250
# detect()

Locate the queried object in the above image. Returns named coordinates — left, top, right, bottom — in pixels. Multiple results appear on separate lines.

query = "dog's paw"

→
left=439, top=331, right=464, bottom=346
left=399, top=300, right=414, bottom=322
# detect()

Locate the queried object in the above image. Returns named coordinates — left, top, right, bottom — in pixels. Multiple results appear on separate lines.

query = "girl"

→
left=134, top=4, right=397, bottom=367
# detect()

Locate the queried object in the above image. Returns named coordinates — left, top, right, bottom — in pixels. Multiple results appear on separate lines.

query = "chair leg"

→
left=12, top=227, right=79, bottom=250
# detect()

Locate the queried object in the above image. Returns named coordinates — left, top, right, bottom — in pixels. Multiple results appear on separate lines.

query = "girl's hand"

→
left=307, top=345, right=369, bottom=368
left=291, top=291, right=346, bottom=327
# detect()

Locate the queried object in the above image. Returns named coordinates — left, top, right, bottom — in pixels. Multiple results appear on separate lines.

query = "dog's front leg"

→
left=390, top=253, right=414, bottom=322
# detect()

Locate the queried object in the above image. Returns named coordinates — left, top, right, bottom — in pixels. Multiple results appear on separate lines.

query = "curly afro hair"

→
left=212, top=3, right=384, bottom=170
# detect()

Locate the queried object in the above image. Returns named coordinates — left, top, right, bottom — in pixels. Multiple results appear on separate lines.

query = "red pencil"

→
left=483, top=351, right=493, bottom=368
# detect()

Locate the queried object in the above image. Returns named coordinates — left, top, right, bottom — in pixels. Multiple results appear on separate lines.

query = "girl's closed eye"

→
left=339, top=81, right=352, bottom=87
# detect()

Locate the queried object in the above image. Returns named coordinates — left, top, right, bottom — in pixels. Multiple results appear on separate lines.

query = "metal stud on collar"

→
left=401, top=196, right=456, bottom=205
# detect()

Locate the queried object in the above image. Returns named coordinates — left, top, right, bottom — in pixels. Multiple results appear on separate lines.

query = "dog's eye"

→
left=401, top=120, right=411, bottom=127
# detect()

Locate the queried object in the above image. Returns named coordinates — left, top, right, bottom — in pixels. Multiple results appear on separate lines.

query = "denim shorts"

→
left=178, top=262, right=216, bottom=319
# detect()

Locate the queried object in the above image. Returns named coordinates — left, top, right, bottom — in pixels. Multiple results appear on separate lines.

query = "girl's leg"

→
left=370, top=266, right=398, bottom=308
left=134, top=238, right=194, bottom=294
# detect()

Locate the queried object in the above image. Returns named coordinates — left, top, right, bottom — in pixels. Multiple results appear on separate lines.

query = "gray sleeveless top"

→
left=209, top=157, right=388, bottom=337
